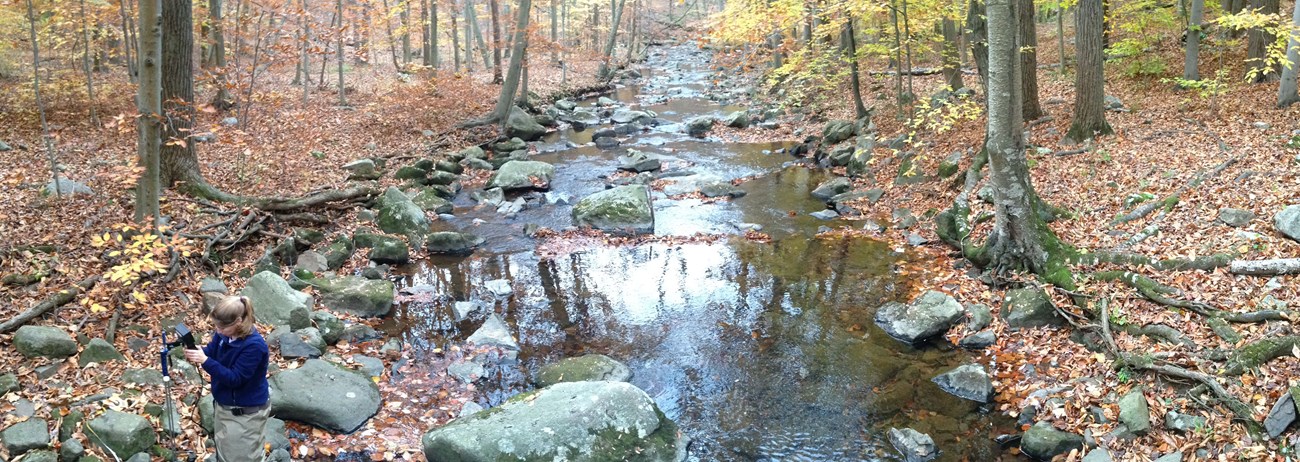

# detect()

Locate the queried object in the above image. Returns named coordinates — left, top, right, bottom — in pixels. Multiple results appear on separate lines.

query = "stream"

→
left=387, top=43, right=1017, bottom=461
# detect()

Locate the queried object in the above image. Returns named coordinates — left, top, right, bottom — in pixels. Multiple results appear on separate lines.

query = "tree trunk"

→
left=1056, top=0, right=1066, bottom=72
left=337, top=0, right=347, bottom=105
left=550, top=0, right=558, bottom=63
left=26, top=0, right=61, bottom=198
left=1019, top=0, right=1043, bottom=120
left=845, top=16, right=869, bottom=119
left=161, top=0, right=201, bottom=188
left=1278, top=0, right=1300, bottom=106
left=301, top=0, right=311, bottom=102
left=1246, top=0, right=1280, bottom=82
left=1065, top=0, right=1112, bottom=143
left=598, top=0, right=626, bottom=79
left=431, top=0, right=440, bottom=68
left=941, top=17, right=964, bottom=90
left=421, top=0, right=431, bottom=66
left=966, top=0, right=989, bottom=91
left=1183, top=0, right=1203, bottom=81
left=891, top=0, right=905, bottom=108
left=383, top=0, right=400, bottom=69
left=451, top=0, right=461, bottom=72
left=401, top=0, right=412, bottom=65
left=210, top=0, right=232, bottom=108
left=492, top=0, right=532, bottom=125
left=983, top=0, right=1072, bottom=288
left=118, top=0, right=138, bottom=83
left=464, top=0, right=474, bottom=70
left=470, top=4, right=491, bottom=69
left=490, top=0, right=503, bottom=83
left=80, top=0, right=101, bottom=126
left=136, top=0, right=162, bottom=224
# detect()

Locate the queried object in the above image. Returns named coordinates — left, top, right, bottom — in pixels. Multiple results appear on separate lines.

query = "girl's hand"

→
left=184, top=348, right=208, bottom=365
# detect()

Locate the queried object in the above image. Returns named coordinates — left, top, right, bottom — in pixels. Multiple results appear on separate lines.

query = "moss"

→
left=1224, top=336, right=1300, bottom=375
left=587, top=406, right=680, bottom=462
left=1161, top=195, right=1180, bottom=212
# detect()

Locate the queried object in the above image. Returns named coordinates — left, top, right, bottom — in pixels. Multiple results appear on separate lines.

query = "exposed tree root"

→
left=1223, top=336, right=1300, bottom=376
left=1075, top=251, right=1233, bottom=271
left=1110, top=156, right=1238, bottom=226
left=0, top=276, right=99, bottom=333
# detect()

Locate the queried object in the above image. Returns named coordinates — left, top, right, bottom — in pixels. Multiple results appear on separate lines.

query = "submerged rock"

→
left=422, top=381, right=685, bottom=462
left=534, top=354, right=632, bottom=388
left=887, top=427, right=938, bottom=462
left=874, top=291, right=965, bottom=344
left=931, top=363, right=993, bottom=403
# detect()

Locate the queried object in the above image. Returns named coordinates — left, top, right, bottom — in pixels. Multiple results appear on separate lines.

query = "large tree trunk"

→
left=451, top=0, right=461, bottom=72
left=430, top=0, right=439, bottom=68
left=1018, top=0, right=1043, bottom=120
left=597, top=0, right=627, bottom=79
left=210, top=0, right=232, bottom=108
left=492, top=0, right=532, bottom=124
left=966, top=0, right=989, bottom=91
left=401, top=0, right=412, bottom=64
left=1057, top=0, right=1066, bottom=71
left=422, top=0, right=433, bottom=66
left=337, top=0, right=346, bottom=105
left=161, top=0, right=201, bottom=187
left=1065, top=0, right=1112, bottom=143
left=136, top=0, right=162, bottom=224
left=1246, top=0, right=1280, bottom=82
left=983, top=0, right=1073, bottom=288
left=300, top=0, right=310, bottom=102
left=1279, top=0, right=1300, bottom=106
left=1183, top=0, right=1203, bottom=81
left=490, top=0, right=503, bottom=83
left=941, top=17, right=964, bottom=90
left=464, top=0, right=474, bottom=71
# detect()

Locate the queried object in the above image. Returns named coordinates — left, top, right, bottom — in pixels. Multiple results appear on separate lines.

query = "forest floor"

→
left=703, top=27, right=1300, bottom=461
left=1, top=21, right=1299, bottom=461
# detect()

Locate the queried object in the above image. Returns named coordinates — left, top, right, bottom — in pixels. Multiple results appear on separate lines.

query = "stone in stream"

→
left=958, top=331, right=996, bottom=349
left=555, top=99, right=577, bottom=111
left=618, top=149, right=662, bottom=172
left=1020, top=422, right=1083, bottom=460
left=887, top=427, right=938, bottom=462
left=822, top=120, right=856, bottom=145
left=425, top=232, right=485, bottom=255
left=534, top=354, right=632, bottom=388
left=811, top=177, right=853, bottom=201
left=612, top=109, right=651, bottom=124
left=375, top=187, right=431, bottom=238
left=1275, top=205, right=1300, bottom=242
left=269, top=359, right=381, bottom=434
left=722, top=110, right=749, bottom=129
left=594, top=137, right=622, bottom=149
left=572, top=185, right=655, bottom=235
left=686, top=116, right=716, bottom=137
left=931, top=363, right=994, bottom=403
left=494, top=137, right=528, bottom=153
left=874, top=291, right=965, bottom=344
left=487, top=160, right=556, bottom=191
left=809, top=209, right=839, bottom=220
left=563, top=110, right=601, bottom=128
left=466, top=314, right=520, bottom=352
left=506, top=106, right=547, bottom=141
left=409, top=188, right=454, bottom=214
left=422, top=381, right=685, bottom=462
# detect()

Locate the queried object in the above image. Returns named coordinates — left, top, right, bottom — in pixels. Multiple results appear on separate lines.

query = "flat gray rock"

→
left=931, top=363, right=993, bottom=403
left=466, top=314, right=519, bottom=351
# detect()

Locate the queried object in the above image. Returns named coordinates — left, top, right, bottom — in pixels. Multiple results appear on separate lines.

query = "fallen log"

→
left=0, top=276, right=99, bottom=333
left=1229, top=258, right=1300, bottom=275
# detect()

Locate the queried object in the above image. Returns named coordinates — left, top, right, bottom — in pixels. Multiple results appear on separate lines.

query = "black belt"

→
left=222, top=403, right=269, bottom=416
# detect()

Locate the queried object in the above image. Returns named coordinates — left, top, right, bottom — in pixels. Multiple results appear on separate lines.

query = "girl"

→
left=184, top=295, right=270, bottom=462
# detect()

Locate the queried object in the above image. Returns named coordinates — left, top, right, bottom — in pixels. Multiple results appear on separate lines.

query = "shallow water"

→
left=391, top=43, right=1016, bottom=461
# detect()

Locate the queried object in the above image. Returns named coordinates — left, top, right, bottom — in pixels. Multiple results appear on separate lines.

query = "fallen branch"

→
left=1229, top=258, right=1300, bottom=276
left=0, top=276, right=99, bottom=333
left=1075, top=251, right=1233, bottom=271
left=1111, top=156, right=1238, bottom=226
left=1053, top=146, right=1090, bottom=156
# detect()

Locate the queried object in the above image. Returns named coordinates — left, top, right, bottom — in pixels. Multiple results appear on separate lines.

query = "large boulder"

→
left=618, top=150, right=662, bottom=173
left=422, top=381, right=685, bottom=462
left=931, top=363, right=993, bottom=403
left=311, top=275, right=395, bottom=318
left=506, top=106, right=548, bottom=141
left=1275, top=205, right=1300, bottom=242
left=375, top=187, right=431, bottom=238
left=2, top=418, right=50, bottom=456
left=534, top=354, right=632, bottom=388
left=14, top=325, right=78, bottom=359
left=41, top=177, right=94, bottom=197
left=612, top=109, right=651, bottom=124
left=425, top=232, right=485, bottom=255
left=410, top=189, right=454, bottom=214
left=270, top=359, right=381, bottom=434
left=1020, top=422, right=1083, bottom=460
left=811, top=177, right=853, bottom=201
left=874, top=291, right=965, bottom=344
left=563, top=110, right=601, bottom=128
left=822, top=120, right=856, bottom=145
left=342, top=159, right=381, bottom=181
left=722, top=111, right=749, bottom=129
left=572, top=185, right=654, bottom=235
left=243, top=272, right=313, bottom=330
left=1002, top=286, right=1064, bottom=328
left=686, top=116, right=715, bottom=137
left=86, top=410, right=156, bottom=460
left=78, top=338, right=126, bottom=367
left=488, top=161, right=556, bottom=191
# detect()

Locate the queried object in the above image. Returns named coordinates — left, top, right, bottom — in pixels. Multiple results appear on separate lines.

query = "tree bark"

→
left=464, top=0, right=474, bottom=70
left=598, top=0, right=627, bottom=79
left=118, top=0, right=138, bottom=83
left=983, top=0, right=1072, bottom=288
left=492, top=0, right=532, bottom=125
left=845, top=17, right=869, bottom=119
left=942, top=18, right=964, bottom=90
left=1231, top=258, right=1300, bottom=275
left=966, top=0, right=989, bottom=91
left=1019, top=0, right=1043, bottom=120
left=422, top=0, right=432, bottom=66
left=79, top=0, right=101, bottom=127
left=402, top=0, right=412, bottom=64
left=136, top=0, right=162, bottom=224
left=451, top=0, right=461, bottom=71
left=26, top=0, right=61, bottom=198
left=1279, top=0, right=1300, bottom=106
left=1246, top=0, right=1280, bottom=82
left=1065, top=0, right=1112, bottom=143
left=301, top=0, right=311, bottom=102
left=337, top=0, right=346, bottom=105
left=1183, top=0, right=1203, bottom=81
left=161, top=0, right=201, bottom=188
left=431, top=0, right=440, bottom=68
left=550, top=0, right=558, bottom=63
left=1056, top=0, right=1066, bottom=71
left=490, top=0, right=503, bottom=83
